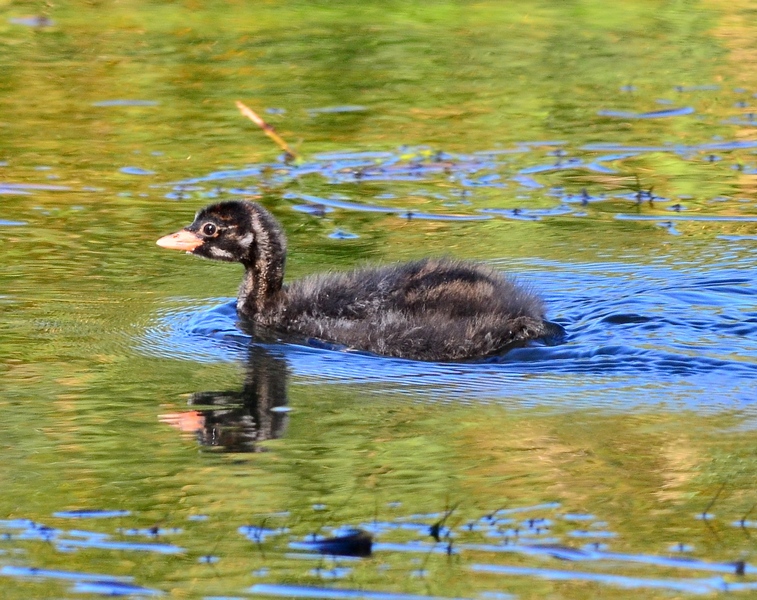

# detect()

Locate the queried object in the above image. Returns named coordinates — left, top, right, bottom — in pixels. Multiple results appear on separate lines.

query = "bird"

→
left=156, top=200, right=554, bottom=361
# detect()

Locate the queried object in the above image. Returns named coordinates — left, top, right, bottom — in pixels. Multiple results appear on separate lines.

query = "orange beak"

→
left=156, top=229, right=204, bottom=252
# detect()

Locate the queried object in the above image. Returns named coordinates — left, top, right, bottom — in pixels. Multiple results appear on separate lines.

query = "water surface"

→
left=2, top=1, right=757, bottom=598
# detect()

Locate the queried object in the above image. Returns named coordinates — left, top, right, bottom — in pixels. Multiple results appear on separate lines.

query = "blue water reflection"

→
left=140, top=249, right=757, bottom=412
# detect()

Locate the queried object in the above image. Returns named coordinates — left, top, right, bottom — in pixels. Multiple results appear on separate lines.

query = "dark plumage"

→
left=157, top=200, right=551, bottom=361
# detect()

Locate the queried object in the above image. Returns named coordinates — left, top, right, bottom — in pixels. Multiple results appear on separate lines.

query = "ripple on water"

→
left=138, top=255, right=757, bottom=412
left=155, top=140, right=757, bottom=227
left=53, top=510, right=131, bottom=519
left=597, top=106, right=696, bottom=119
left=92, top=100, right=160, bottom=107
left=248, top=583, right=471, bottom=600
left=8, top=16, right=54, bottom=27
left=2, top=501, right=753, bottom=597
left=119, top=166, right=156, bottom=176
left=306, top=105, right=367, bottom=114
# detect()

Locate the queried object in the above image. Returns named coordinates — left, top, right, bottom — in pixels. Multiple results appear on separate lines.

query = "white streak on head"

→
left=209, top=247, right=234, bottom=259
left=238, top=232, right=254, bottom=248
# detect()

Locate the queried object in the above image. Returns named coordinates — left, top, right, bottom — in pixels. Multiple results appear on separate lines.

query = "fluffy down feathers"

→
left=266, top=258, right=545, bottom=360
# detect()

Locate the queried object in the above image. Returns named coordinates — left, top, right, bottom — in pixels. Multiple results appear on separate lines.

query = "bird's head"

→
left=157, top=201, right=260, bottom=264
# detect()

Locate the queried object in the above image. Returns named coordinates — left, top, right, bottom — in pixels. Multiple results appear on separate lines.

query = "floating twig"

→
left=235, top=101, right=297, bottom=162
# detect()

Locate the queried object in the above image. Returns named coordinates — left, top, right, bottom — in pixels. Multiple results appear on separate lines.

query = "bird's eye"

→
left=202, top=223, right=217, bottom=236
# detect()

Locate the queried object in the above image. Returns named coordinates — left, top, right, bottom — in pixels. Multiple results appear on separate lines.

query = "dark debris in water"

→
left=295, top=529, right=373, bottom=557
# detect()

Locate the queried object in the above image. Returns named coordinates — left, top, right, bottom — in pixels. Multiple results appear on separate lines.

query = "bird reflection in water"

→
left=160, top=343, right=289, bottom=452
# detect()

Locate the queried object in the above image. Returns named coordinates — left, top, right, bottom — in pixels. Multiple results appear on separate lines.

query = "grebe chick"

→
left=157, top=200, right=551, bottom=361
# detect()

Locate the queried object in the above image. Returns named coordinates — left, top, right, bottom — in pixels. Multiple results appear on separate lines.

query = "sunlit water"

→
left=4, top=2, right=757, bottom=599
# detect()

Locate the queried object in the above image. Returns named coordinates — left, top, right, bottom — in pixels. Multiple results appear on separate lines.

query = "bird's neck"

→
left=237, top=206, right=287, bottom=319
left=237, top=264, right=284, bottom=318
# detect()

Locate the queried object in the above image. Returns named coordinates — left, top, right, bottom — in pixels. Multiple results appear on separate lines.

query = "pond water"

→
left=2, top=1, right=757, bottom=598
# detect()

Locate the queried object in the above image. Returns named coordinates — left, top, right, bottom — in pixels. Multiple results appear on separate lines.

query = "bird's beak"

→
left=156, top=228, right=204, bottom=252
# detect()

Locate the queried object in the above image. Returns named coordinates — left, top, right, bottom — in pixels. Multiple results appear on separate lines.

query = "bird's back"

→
left=264, top=258, right=547, bottom=361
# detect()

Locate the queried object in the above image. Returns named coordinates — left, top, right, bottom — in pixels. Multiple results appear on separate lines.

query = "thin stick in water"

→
left=702, top=482, right=726, bottom=520
left=235, top=101, right=297, bottom=162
